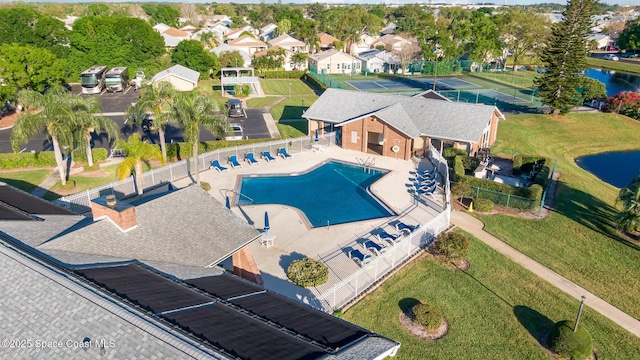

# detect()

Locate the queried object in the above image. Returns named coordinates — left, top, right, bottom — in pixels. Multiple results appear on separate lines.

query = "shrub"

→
left=474, top=198, right=494, bottom=212
left=453, top=155, right=465, bottom=181
left=528, top=184, right=543, bottom=201
left=412, top=302, right=444, bottom=330
left=332, top=309, right=344, bottom=318
left=451, top=181, right=473, bottom=199
left=199, top=181, right=211, bottom=191
left=259, top=70, right=305, bottom=79
left=443, top=147, right=467, bottom=166
left=233, top=84, right=251, bottom=97
left=512, top=155, right=546, bottom=176
left=72, top=148, right=108, bottom=163
left=434, top=231, right=470, bottom=259
left=605, top=91, right=640, bottom=120
left=0, top=151, right=56, bottom=169
left=547, top=320, right=593, bottom=360
left=303, top=73, right=327, bottom=92
left=83, top=164, right=100, bottom=172
left=287, top=258, right=329, bottom=287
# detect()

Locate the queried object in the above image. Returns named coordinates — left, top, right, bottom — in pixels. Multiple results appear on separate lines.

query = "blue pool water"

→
left=575, top=151, right=640, bottom=188
left=237, top=161, right=395, bottom=227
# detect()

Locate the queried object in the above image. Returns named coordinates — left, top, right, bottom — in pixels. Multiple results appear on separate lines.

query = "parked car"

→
left=603, top=54, right=619, bottom=61
left=141, top=114, right=154, bottom=132
left=227, top=98, right=244, bottom=118
left=621, top=52, right=639, bottom=58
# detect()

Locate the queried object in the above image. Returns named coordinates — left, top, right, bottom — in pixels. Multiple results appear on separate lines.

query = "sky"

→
left=16, top=0, right=633, bottom=5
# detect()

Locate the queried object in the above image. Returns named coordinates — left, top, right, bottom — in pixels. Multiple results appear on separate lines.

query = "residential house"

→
left=179, top=24, right=197, bottom=33
left=308, top=49, right=360, bottom=75
left=268, top=34, right=307, bottom=53
left=211, top=14, right=233, bottom=26
left=225, top=25, right=257, bottom=42
left=303, top=89, right=503, bottom=160
left=260, top=23, right=278, bottom=42
left=205, top=21, right=232, bottom=37
left=155, top=27, right=191, bottom=49
left=588, top=33, right=615, bottom=50
left=317, top=32, right=339, bottom=51
left=152, top=23, right=171, bottom=33
left=255, top=46, right=305, bottom=71
left=229, top=35, right=268, bottom=56
left=380, top=22, right=397, bottom=35
left=150, top=64, right=200, bottom=91
left=373, top=34, right=415, bottom=52
left=211, top=44, right=252, bottom=67
left=356, top=49, right=400, bottom=74
left=193, top=27, right=224, bottom=48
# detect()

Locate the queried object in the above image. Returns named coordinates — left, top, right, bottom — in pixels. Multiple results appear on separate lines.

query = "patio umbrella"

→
left=264, top=211, right=270, bottom=231
left=314, top=129, right=319, bottom=143
left=225, top=196, right=231, bottom=209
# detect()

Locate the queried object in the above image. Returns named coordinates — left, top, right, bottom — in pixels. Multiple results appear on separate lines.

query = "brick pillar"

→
left=232, top=247, right=264, bottom=285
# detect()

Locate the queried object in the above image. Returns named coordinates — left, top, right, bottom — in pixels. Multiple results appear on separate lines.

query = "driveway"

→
left=0, top=85, right=274, bottom=153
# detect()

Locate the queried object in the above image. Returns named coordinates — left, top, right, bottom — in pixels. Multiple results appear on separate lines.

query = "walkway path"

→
left=451, top=210, right=640, bottom=338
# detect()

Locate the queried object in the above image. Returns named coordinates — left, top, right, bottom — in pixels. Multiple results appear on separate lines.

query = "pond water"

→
left=585, top=68, right=640, bottom=97
left=575, top=151, right=640, bottom=188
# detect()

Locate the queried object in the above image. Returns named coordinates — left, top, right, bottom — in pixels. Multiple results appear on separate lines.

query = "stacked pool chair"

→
left=413, top=168, right=437, bottom=196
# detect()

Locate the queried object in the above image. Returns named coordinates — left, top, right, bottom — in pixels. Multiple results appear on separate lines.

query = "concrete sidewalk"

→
left=451, top=210, right=640, bottom=338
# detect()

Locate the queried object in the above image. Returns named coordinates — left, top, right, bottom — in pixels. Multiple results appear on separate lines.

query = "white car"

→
left=603, top=54, right=619, bottom=61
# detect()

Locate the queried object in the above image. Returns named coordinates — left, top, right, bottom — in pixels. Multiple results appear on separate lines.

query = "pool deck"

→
left=172, top=145, right=446, bottom=308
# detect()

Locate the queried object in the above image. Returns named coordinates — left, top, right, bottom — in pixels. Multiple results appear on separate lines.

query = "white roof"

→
left=151, top=64, right=200, bottom=85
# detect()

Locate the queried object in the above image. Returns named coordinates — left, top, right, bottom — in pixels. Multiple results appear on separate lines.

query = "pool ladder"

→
left=357, top=157, right=375, bottom=173
left=319, top=216, right=330, bottom=231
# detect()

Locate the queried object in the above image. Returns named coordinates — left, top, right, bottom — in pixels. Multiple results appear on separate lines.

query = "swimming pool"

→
left=237, top=160, right=395, bottom=228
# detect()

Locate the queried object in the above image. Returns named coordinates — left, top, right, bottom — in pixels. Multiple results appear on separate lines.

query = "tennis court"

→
left=439, top=89, right=530, bottom=104
left=346, top=77, right=480, bottom=92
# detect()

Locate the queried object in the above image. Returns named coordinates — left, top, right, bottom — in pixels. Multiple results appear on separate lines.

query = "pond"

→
left=585, top=68, right=640, bottom=97
left=575, top=151, right=640, bottom=188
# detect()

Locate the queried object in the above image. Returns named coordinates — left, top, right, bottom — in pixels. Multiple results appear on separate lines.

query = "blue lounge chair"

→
left=245, top=152, right=260, bottom=165
left=229, top=155, right=243, bottom=168
left=262, top=151, right=277, bottom=162
left=376, top=230, right=402, bottom=245
left=395, top=222, right=420, bottom=235
left=349, top=249, right=371, bottom=267
left=363, top=239, right=387, bottom=256
left=417, top=168, right=436, bottom=178
left=416, top=186, right=436, bottom=196
left=278, top=147, right=293, bottom=159
left=210, top=159, right=229, bottom=172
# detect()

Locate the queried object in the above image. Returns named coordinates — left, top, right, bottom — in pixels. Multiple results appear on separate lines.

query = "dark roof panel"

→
left=164, top=304, right=325, bottom=360
left=186, top=273, right=264, bottom=300
left=0, top=183, right=77, bottom=216
left=231, top=292, right=369, bottom=349
left=76, top=264, right=212, bottom=313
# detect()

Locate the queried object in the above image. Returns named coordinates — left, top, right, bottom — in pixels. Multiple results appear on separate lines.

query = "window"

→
left=337, top=63, right=341, bottom=70
left=351, top=131, right=358, bottom=144
left=326, top=64, right=330, bottom=69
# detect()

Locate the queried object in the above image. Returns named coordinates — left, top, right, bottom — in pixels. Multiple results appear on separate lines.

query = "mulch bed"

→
left=0, top=110, right=18, bottom=128
left=399, top=305, right=448, bottom=342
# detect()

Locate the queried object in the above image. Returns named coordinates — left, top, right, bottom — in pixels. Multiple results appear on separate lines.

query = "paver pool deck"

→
left=173, top=145, right=446, bottom=308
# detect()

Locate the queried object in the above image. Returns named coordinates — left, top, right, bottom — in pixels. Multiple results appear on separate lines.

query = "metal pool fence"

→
left=53, top=133, right=335, bottom=213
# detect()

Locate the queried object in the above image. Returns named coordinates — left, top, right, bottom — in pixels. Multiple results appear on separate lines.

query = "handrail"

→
left=224, top=189, right=254, bottom=203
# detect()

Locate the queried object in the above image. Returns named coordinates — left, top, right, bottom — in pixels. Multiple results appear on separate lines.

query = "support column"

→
left=232, top=247, right=264, bottom=285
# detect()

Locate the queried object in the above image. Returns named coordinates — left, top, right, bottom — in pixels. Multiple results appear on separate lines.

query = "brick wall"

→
left=340, top=115, right=412, bottom=160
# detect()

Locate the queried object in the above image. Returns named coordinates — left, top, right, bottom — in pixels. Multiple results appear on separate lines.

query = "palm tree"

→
left=125, top=82, right=177, bottom=163
left=72, top=96, right=119, bottom=167
left=170, top=90, right=228, bottom=184
left=115, top=133, right=163, bottom=196
left=198, top=30, right=220, bottom=49
left=616, top=176, right=640, bottom=233
left=11, top=85, right=86, bottom=186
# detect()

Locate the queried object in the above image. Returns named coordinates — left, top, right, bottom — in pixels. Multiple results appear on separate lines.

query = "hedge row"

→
left=0, top=148, right=107, bottom=170
left=512, top=154, right=552, bottom=188
left=164, top=138, right=274, bottom=161
left=259, top=70, right=305, bottom=79
left=303, top=73, right=328, bottom=92
left=458, top=176, right=543, bottom=201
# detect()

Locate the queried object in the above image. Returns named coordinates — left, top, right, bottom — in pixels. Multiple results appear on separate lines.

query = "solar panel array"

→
left=77, top=264, right=372, bottom=360
left=0, top=184, right=76, bottom=220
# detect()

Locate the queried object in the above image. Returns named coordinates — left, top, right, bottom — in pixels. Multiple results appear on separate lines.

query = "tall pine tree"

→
left=535, top=0, right=597, bottom=114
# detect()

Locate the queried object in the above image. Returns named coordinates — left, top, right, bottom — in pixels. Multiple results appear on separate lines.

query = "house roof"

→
left=356, top=49, right=399, bottom=64
left=254, top=45, right=289, bottom=57
left=150, top=64, right=200, bottom=85
left=160, top=33, right=184, bottom=48
left=0, top=182, right=76, bottom=220
left=374, top=34, right=412, bottom=47
left=303, top=88, right=500, bottom=143
left=211, top=44, right=251, bottom=64
left=268, top=34, right=305, bottom=48
left=0, top=245, right=218, bottom=359
left=318, top=32, right=339, bottom=45
left=229, top=35, right=267, bottom=48
left=225, top=28, right=245, bottom=39
left=153, top=23, right=171, bottom=33
left=38, top=185, right=262, bottom=268
left=162, top=27, right=190, bottom=38
left=308, top=49, right=357, bottom=62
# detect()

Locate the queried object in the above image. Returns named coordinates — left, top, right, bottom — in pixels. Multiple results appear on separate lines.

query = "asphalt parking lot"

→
left=0, top=84, right=273, bottom=153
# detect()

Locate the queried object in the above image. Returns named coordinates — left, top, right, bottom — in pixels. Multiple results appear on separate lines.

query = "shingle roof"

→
left=38, top=185, right=261, bottom=268
left=303, top=88, right=499, bottom=143
left=0, top=244, right=218, bottom=359
left=229, top=35, right=267, bottom=48
left=268, top=34, right=305, bottom=48
left=318, top=32, right=339, bottom=45
left=309, top=49, right=357, bottom=62
left=151, top=64, right=200, bottom=85
left=163, top=27, right=189, bottom=38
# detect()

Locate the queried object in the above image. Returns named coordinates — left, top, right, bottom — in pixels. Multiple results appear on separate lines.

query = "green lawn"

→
left=197, top=79, right=231, bottom=109
left=270, top=95, right=318, bottom=121
left=277, top=120, right=307, bottom=138
left=469, top=69, right=538, bottom=89
left=259, top=79, right=316, bottom=96
left=344, top=233, right=640, bottom=359
left=586, top=57, right=640, bottom=75
left=0, top=169, right=52, bottom=193
left=246, top=96, right=279, bottom=108
left=481, top=112, right=640, bottom=319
